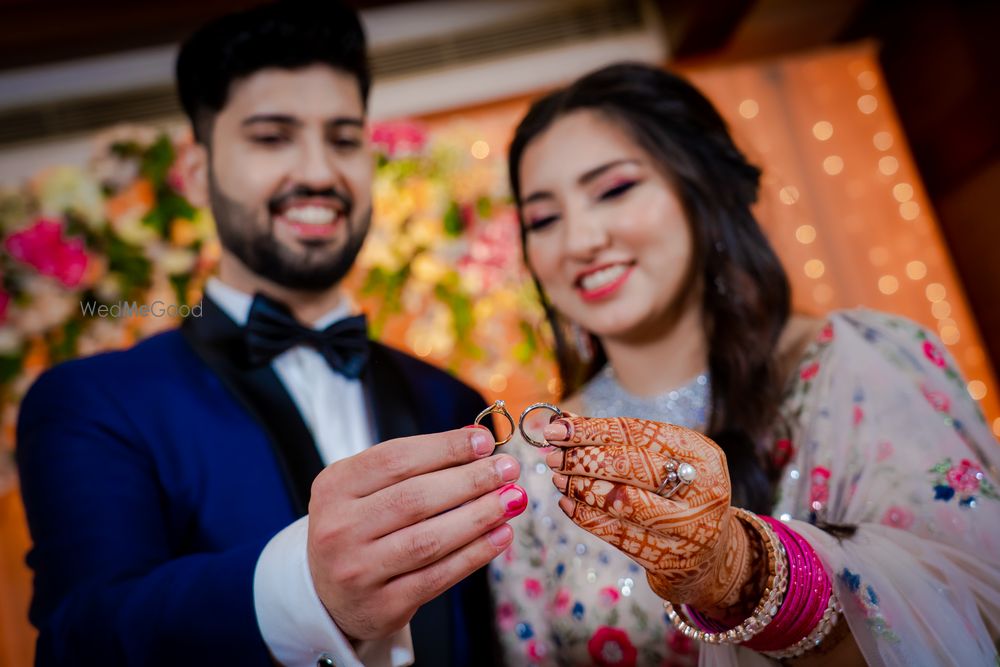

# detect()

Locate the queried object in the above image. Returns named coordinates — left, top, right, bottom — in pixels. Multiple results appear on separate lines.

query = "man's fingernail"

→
left=488, top=523, right=513, bottom=548
left=543, top=421, right=568, bottom=442
left=495, top=456, right=519, bottom=482
left=470, top=430, right=494, bottom=456
left=499, top=484, right=527, bottom=517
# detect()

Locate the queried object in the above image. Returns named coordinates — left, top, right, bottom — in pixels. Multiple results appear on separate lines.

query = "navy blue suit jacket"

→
left=16, top=298, right=499, bottom=666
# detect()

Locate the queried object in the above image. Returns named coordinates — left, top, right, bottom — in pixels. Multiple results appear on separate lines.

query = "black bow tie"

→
left=244, top=293, right=370, bottom=379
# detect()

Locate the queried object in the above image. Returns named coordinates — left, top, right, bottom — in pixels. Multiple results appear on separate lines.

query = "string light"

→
left=857, top=95, right=878, bottom=114
left=878, top=275, right=899, bottom=295
left=779, top=186, right=800, bottom=204
left=739, top=99, right=759, bottom=119
left=968, top=380, right=987, bottom=401
left=873, top=131, right=893, bottom=151
left=823, top=155, right=844, bottom=175
left=879, top=156, right=899, bottom=175
left=812, top=121, right=834, bottom=140
left=941, top=326, right=960, bottom=345
left=926, top=283, right=946, bottom=302
left=795, top=225, right=817, bottom=244
left=471, top=140, right=490, bottom=159
left=905, top=260, right=927, bottom=280
left=993, top=418, right=1000, bottom=438
left=857, top=71, right=878, bottom=90
left=892, top=183, right=914, bottom=202
left=899, top=201, right=920, bottom=220
left=932, top=300, right=952, bottom=319
left=804, top=259, right=825, bottom=279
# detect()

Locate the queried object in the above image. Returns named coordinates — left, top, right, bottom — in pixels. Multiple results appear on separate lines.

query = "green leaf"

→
left=475, top=195, right=492, bottom=219
left=0, top=354, right=24, bottom=385
left=443, top=201, right=463, bottom=237
left=141, top=135, right=175, bottom=189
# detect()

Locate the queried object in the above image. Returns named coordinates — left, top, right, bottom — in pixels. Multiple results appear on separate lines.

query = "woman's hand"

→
left=543, top=415, right=764, bottom=614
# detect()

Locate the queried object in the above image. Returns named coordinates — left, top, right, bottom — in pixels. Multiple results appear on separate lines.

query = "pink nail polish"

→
left=499, top=484, right=527, bottom=517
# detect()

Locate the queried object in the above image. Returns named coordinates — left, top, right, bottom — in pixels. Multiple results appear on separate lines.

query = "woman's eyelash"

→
left=527, top=215, right=558, bottom=232
left=599, top=180, right=637, bottom=200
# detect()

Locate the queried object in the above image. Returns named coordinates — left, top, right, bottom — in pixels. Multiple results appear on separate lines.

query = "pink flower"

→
left=946, top=459, right=983, bottom=494
left=524, top=578, right=543, bottom=599
left=0, top=289, right=8, bottom=325
left=370, top=120, right=427, bottom=157
left=881, top=505, right=914, bottom=530
left=667, top=628, right=695, bottom=654
left=817, top=322, right=834, bottom=343
left=771, top=439, right=794, bottom=468
left=809, top=466, right=831, bottom=508
left=598, top=586, right=620, bottom=606
left=853, top=405, right=864, bottom=426
left=496, top=602, right=517, bottom=631
left=552, top=588, right=572, bottom=615
left=5, top=218, right=88, bottom=288
left=587, top=626, right=637, bottom=667
left=876, top=440, right=894, bottom=462
left=525, top=639, right=545, bottom=661
left=923, top=340, right=946, bottom=368
left=800, top=361, right=820, bottom=381
left=921, top=385, right=951, bottom=413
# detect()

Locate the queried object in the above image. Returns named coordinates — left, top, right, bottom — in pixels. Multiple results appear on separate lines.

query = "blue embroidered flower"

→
left=572, top=601, right=585, bottom=620
left=516, top=622, right=534, bottom=640
left=865, top=585, right=879, bottom=606
left=554, top=562, right=565, bottom=578
left=839, top=568, right=861, bottom=593
left=934, top=485, right=956, bottom=501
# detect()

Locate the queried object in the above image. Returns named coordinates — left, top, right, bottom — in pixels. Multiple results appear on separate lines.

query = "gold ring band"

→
left=474, top=400, right=515, bottom=446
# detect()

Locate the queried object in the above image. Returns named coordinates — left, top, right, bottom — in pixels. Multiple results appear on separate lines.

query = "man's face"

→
left=207, top=64, right=373, bottom=291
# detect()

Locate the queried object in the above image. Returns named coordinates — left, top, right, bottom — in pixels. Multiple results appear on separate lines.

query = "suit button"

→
left=317, top=654, right=336, bottom=667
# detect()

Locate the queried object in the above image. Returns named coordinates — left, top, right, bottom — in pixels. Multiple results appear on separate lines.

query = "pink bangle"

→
left=743, top=517, right=830, bottom=652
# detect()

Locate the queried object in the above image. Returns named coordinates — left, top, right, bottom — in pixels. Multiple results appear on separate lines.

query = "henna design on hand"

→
left=547, top=416, right=765, bottom=612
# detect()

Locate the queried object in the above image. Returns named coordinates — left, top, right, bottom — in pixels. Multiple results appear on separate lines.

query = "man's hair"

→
left=175, top=0, right=370, bottom=143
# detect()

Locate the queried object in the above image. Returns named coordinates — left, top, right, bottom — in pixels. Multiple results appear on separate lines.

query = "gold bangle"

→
left=763, top=591, right=842, bottom=659
left=663, top=508, right=789, bottom=645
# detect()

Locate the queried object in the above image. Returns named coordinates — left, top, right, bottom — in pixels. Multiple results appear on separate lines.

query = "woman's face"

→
left=519, top=110, right=697, bottom=341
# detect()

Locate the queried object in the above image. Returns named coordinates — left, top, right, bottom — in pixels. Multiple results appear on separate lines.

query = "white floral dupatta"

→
left=703, top=310, right=1000, bottom=667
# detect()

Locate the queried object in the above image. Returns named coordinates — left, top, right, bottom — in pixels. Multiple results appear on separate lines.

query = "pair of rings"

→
left=474, top=400, right=562, bottom=448
left=474, top=399, right=698, bottom=499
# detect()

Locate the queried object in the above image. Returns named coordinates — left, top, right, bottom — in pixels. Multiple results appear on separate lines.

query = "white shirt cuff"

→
left=253, top=515, right=414, bottom=667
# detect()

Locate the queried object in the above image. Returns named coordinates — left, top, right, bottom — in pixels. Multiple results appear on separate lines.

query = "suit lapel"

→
left=181, top=298, right=322, bottom=517
left=362, top=343, right=420, bottom=442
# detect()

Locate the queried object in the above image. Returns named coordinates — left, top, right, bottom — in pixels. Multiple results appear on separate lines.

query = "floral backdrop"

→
left=0, top=120, right=551, bottom=491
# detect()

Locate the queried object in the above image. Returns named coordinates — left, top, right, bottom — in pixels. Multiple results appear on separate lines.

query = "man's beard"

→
left=208, top=175, right=371, bottom=291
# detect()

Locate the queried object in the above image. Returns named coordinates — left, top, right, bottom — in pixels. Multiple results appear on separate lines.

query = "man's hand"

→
left=307, top=425, right=524, bottom=640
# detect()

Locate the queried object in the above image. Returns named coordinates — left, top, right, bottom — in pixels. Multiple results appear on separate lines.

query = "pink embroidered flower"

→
left=771, top=439, right=794, bottom=468
left=921, top=385, right=951, bottom=413
left=946, top=459, right=983, bottom=494
left=5, top=219, right=88, bottom=288
left=876, top=440, right=894, bottom=462
left=524, top=578, right=543, bottom=599
left=810, top=466, right=831, bottom=508
left=853, top=405, right=864, bottom=426
left=370, top=120, right=427, bottom=157
left=923, top=340, right=946, bottom=368
left=587, top=626, right=637, bottom=667
left=667, top=628, right=695, bottom=654
left=817, top=322, right=834, bottom=343
left=881, top=505, right=914, bottom=530
left=800, top=361, right=820, bottom=381
left=598, top=586, right=620, bottom=606
left=551, top=587, right=572, bottom=615
left=0, top=289, right=8, bottom=325
left=525, top=639, right=545, bottom=661
left=496, top=601, right=517, bottom=631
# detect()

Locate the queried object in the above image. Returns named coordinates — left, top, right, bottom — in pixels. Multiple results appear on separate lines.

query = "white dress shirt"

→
left=204, top=278, right=413, bottom=667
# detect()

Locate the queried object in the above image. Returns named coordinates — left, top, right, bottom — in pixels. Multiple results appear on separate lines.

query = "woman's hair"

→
left=508, top=62, right=790, bottom=512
